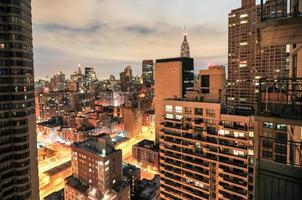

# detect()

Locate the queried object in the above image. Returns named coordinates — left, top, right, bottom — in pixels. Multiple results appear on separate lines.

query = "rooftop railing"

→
left=257, top=78, right=302, bottom=119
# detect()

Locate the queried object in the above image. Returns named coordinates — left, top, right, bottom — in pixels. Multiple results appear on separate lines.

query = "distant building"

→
left=120, top=66, right=133, bottom=92
left=123, top=106, right=142, bottom=138
left=180, top=27, right=190, bottom=58
left=133, top=175, right=160, bottom=200
left=64, top=134, right=130, bottom=200
left=142, top=60, right=154, bottom=87
left=85, top=67, right=97, bottom=82
left=132, top=139, right=159, bottom=170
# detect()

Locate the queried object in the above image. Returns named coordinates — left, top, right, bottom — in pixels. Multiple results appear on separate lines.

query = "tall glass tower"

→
left=0, top=0, right=39, bottom=199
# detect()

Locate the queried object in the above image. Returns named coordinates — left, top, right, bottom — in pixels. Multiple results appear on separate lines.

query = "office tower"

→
left=154, top=57, right=194, bottom=142
left=142, top=60, right=154, bottom=87
left=227, top=0, right=287, bottom=113
left=255, top=0, right=302, bottom=199
left=0, top=1, right=39, bottom=200
left=181, top=27, right=190, bottom=58
left=64, top=134, right=130, bottom=200
left=84, top=67, right=97, bottom=82
left=120, top=66, right=132, bottom=92
left=196, top=65, right=226, bottom=103
left=159, top=98, right=256, bottom=200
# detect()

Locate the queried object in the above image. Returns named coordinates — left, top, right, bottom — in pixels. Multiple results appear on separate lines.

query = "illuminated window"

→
left=105, top=160, right=109, bottom=165
left=249, top=131, right=254, bottom=138
left=175, top=115, right=183, bottom=120
left=240, top=20, right=248, bottom=24
left=165, top=105, right=173, bottom=112
left=240, top=42, right=248, bottom=46
left=248, top=149, right=254, bottom=155
left=240, top=14, right=248, bottom=18
left=166, top=114, right=173, bottom=119
left=175, top=106, right=183, bottom=113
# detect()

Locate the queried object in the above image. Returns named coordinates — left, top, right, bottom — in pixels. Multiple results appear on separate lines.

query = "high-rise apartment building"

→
left=0, top=1, right=39, bottom=199
left=64, top=134, right=130, bottom=200
left=142, top=60, right=154, bottom=87
left=227, top=0, right=287, bottom=113
left=159, top=98, right=256, bottom=200
left=254, top=0, right=302, bottom=199
left=154, top=57, right=194, bottom=142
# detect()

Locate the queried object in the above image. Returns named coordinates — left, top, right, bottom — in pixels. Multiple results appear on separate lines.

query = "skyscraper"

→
left=181, top=27, right=190, bottom=58
left=227, top=0, right=287, bottom=113
left=142, top=60, right=154, bottom=87
left=0, top=1, right=39, bottom=199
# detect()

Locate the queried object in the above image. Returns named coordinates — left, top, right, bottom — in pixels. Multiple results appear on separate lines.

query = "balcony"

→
left=257, top=78, right=302, bottom=121
left=259, top=137, right=302, bottom=167
left=260, top=0, right=302, bottom=45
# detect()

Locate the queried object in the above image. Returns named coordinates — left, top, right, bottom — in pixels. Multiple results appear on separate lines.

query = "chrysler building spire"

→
left=181, top=25, right=190, bottom=58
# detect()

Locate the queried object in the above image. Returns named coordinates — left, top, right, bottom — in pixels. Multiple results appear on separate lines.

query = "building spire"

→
left=181, top=25, right=190, bottom=58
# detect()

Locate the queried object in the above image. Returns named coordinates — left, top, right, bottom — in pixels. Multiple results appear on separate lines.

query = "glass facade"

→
left=0, top=0, right=37, bottom=199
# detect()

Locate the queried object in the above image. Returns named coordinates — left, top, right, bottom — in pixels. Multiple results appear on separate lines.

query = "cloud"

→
left=32, top=0, right=240, bottom=79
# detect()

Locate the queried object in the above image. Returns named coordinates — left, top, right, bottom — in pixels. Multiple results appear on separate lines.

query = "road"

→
left=37, top=124, right=157, bottom=199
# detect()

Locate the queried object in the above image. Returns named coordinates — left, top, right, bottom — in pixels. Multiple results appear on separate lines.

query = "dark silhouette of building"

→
left=0, top=1, right=39, bottom=199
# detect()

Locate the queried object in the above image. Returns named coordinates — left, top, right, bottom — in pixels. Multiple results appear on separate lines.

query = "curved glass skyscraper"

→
left=0, top=0, right=39, bottom=199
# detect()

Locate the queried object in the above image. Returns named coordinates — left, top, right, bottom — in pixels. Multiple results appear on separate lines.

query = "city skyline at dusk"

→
left=32, top=0, right=239, bottom=79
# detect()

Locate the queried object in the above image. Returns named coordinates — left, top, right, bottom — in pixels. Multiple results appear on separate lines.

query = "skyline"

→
left=32, top=0, right=240, bottom=80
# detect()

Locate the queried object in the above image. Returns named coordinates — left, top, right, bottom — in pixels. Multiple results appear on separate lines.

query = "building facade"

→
left=0, top=1, right=39, bottom=199
left=142, top=60, right=154, bottom=87
left=254, top=0, right=302, bottom=199
left=65, top=134, right=130, bottom=200
left=159, top=98, right=256, bottom=200
left=132, top=139, right=159, bottom=170
left=227, top=0, right=287, bottom=113
left=154, top=57, right=194, bottom=142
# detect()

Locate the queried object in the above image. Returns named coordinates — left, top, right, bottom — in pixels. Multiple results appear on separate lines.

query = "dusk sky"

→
left=32, top=0, right=242, bottom=80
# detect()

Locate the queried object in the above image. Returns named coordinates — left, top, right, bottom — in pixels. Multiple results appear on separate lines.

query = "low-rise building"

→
left=132, top=139, right=159, bottom=170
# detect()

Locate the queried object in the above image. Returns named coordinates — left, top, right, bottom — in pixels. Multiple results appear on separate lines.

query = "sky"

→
left=32, top=0, right=241, bottom=80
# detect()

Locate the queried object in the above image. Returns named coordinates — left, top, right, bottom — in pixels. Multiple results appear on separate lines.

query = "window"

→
left=166, top=114, right=173, bottom=119
left=276, top=124, right=287, bottom=131
left=175, top=115, right=183, bottom=120
left=248, top=149, right=254, bottom=155
left=194, top=108, right=203, bottom=115
left=238, top=132, right=244, bottom=137
left=201, top=75, right=210, bottom=87
left=206, top=109, right=215, bottom=117
left=249, top=131, right=254, bottom=138
left=185, top=107, right=192, bottom=114
left=175, top=106, right=183, bottom=113
left=263, top=122, right=273, bottom=129
left=165, top=105, right=173, bottom=112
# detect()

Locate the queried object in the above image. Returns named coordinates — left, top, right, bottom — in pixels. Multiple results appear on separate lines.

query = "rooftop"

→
left=73, top=134, right=117, bottom=156
left=134, top=175, right=160, bottom=199
left=134, top=139, right=159, bottom=151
